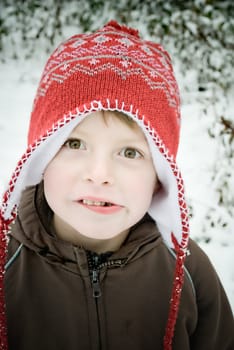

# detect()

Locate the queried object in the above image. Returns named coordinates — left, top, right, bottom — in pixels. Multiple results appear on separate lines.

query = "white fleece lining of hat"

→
left=3, top=108, right=182, bottom=248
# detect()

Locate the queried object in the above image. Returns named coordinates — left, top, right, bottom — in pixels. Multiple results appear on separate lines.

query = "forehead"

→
left=70, top=110, right=145, bottom=139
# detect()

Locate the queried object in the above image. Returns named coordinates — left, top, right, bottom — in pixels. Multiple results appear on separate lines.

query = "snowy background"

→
left=0, top=0, right=233, bottom=311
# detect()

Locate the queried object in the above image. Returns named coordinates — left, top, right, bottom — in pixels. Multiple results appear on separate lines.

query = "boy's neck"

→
left=52, top=215, right=129, bottom=254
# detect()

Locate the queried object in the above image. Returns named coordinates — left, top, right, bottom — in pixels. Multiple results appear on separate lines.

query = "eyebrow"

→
left=71, top=132, right=145, bottom=144
left=69, top=128, right=149, bottom=148
left=69, top=129, right=88, bottom=137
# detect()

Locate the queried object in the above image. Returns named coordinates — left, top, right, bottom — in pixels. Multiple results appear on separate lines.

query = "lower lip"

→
left=79, top=203, right=123, bottom=215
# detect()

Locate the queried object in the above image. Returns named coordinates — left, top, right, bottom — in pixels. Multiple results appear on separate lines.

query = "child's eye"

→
left=63, top=138, right=85, bottom=150
left=120, top=147, right=143, bottom=159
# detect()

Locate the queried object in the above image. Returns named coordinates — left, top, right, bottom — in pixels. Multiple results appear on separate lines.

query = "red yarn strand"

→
left=0, top=214, right=9, bottom=350
left=163, top=234, right=187, bottom=349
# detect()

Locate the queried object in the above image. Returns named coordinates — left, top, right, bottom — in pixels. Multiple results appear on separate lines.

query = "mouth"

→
left=77, top=198, right=123, bottom=214
left=79, top=199, right=115, bottom=207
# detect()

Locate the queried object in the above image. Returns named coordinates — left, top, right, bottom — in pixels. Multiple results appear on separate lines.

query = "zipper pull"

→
left=91, top=269, right=102, bottom=298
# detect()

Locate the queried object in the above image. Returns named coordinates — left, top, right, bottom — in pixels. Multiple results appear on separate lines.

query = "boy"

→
left=0, top=21, right=233, bottom=350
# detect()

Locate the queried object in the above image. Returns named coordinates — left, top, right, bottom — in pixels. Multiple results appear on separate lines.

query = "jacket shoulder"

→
left=185, top=238, right=234, bottom=349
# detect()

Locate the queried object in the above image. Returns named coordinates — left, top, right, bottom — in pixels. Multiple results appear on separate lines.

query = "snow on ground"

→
left=0, top=58, right=233, bottom=312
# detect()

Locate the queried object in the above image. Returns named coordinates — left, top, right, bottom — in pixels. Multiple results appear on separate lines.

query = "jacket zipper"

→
left=88, top=253, right=126, bottom=298
left=87, top=251, right=124, bottom=295
left=91, top=255, right=102, bottom=298
left=86, top=252, right=125, bottom=349
left=89, top=254, right=102, bottom=349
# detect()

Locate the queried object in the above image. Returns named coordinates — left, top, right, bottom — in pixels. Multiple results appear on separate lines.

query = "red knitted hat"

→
left=0, top=21, right=189, bottom=349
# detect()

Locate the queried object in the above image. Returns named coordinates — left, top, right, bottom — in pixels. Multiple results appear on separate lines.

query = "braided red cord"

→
left=0, top=214, right=9, bottom=350
left=163, top=234, right=187, bottom=350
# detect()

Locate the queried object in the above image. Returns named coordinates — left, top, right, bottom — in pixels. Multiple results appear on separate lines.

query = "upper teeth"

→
left=82, top=199, right=107, bottom=206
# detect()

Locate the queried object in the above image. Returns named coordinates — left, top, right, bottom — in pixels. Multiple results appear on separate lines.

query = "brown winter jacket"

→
left=4, top=185, right=234, bottom=349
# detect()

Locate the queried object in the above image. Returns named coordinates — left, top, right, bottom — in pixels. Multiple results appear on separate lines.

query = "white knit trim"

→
left=2, top=99, right=188, bottom=248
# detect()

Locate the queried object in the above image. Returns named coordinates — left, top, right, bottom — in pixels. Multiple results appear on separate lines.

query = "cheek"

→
left=144, top=167, right=157, bottom=194
left=127, top=168, right=156, bottom=201
left=44, top=166, right=58, bottom=190
left=44, top=158, right=72, bottom=187
left=43, top=170, right=58, bottom=207
left=43, top=170, right=68, bottom=219
left=43, top=164, right=67, bottom=202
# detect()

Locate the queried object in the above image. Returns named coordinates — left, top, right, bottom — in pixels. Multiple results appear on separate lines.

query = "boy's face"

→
left=44, top=111, right=157, bottom=248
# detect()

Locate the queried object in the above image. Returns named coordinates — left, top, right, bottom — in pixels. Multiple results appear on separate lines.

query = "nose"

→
left=83, top=156, right=114, bottom=186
